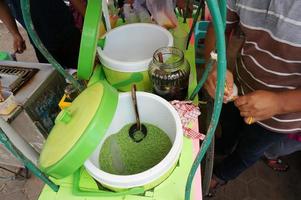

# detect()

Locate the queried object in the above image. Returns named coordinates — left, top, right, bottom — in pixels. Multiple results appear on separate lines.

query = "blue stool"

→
left=194, top=21, right=209, bottom=65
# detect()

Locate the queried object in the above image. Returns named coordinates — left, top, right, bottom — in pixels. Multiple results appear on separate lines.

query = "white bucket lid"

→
left=97, top=23, right=173, bottom=72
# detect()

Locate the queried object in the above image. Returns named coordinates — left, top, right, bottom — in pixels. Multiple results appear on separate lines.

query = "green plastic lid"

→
left=39, top=81, right=118, bottom=178
left=77, top=0, right=102, bottom=80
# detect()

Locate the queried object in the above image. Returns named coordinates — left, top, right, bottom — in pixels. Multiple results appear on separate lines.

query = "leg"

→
left=55, top=27, right=81, bottom=69
left=264, top=137, right=301, bottom=171
left=265, top=136, right=301, bottom=159
left=214, top=123, right=285, bottom=181
left=216, top=102, right=244, bottom=155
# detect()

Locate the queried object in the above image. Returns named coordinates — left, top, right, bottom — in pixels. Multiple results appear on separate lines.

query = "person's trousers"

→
left=214, top=102, right=286, bottom=182
left=264, top=136, right=301, bottom=160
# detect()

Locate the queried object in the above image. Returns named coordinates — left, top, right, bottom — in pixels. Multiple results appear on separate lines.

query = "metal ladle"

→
left=129, top=84, right=147, bottom=143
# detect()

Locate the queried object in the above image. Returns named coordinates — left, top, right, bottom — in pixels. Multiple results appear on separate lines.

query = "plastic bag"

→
left=133, top=0, right=152, bottom=23
left=146, top=0, right=178, bottom=29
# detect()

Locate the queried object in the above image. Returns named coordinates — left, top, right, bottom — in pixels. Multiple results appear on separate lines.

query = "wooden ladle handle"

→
left=131, top=84, right=141, bottom=131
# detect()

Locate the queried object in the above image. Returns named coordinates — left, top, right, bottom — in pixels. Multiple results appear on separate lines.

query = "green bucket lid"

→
left=77, top=0, right=102, bottom=80
left=39, top=81, right=118, bottom=179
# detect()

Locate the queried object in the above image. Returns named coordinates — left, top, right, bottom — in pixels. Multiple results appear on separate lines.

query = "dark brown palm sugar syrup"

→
left=149, top=47, right=190, bottom=101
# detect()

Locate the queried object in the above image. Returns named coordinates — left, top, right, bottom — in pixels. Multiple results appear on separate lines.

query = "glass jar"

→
left=148, top=47, right=190, bottom=101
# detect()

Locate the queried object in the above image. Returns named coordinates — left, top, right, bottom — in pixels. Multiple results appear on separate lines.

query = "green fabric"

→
left=99, top=123, right=172, bottom=175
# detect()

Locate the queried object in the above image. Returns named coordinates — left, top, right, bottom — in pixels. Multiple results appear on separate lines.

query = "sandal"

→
left=264, top=158, right=289, bottom=172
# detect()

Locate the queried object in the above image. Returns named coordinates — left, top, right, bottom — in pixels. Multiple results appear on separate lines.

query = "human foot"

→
left=264, top=158, right=289, bottom=172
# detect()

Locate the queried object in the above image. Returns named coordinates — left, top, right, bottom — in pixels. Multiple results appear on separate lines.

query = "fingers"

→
left=234, top=95, right=249, bottom=107
left=19, top=40, right=26, bottom=53
left=240, top=111, right=252, bottom=117
left=16, top=40, right=26, bottom=53
left=224, top=71, right=234, bottom=96
left=235, top=96, right=255, bottom=124
left=13, top=34, right=26, bottom=54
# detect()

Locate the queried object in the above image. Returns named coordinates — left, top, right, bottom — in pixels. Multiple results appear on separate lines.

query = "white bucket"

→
left=84, top=92, right=183, bottom=190
left=97, top=23, right=173, bottom=72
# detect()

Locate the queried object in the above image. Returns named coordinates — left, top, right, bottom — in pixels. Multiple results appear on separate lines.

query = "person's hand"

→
left=234, top=90, right=282, bottom=124
left=204, top=63, right=234, bottom=102
left=13, top=33, right=26, bottom=53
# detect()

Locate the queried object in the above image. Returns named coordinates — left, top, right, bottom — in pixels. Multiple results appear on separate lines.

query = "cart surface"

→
left=38, top=20, right=202, bottom=200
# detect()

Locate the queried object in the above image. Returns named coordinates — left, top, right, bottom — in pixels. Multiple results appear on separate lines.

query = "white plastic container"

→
left=84, top=92, right=183, bottom=191
left=97, top=23, right=173, bottom=91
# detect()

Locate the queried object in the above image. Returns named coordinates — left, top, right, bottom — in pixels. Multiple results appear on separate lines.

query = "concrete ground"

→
left=211, top=152, right=301, bottom=200
left=0, top=22, right=38, bottom=62
left=1, top=23, right=301, bottom=200
left=0, top=23, right=43, bottom=200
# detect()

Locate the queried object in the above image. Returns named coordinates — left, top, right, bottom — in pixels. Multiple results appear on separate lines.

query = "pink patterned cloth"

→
left=170, top=100, right=205, bottom=140
left=287, top=133, right=301, bottom=142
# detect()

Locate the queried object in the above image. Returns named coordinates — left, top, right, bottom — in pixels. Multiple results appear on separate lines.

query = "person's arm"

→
left=278, top=90, right=301, bottom=114
left=0, top=0, right=26, bottom=53
left=69, top=0, right=86, bottom=17
left=203, top=21, right=236, bottom=100
left=235, top=89, right=301, bottom=123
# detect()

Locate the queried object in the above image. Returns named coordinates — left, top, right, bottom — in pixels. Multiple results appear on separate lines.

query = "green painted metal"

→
left=20, top=0, right=84, bottom=92
left=77, top=0, right=102, bottom=80
left=189, top=58, right=214, bottom=100
left=39, top=81, right=119, bottom=179
left=185, top=0, right=227, bottom=199
left=0, top=129, right=59, bottom=192
left=185, top=0, right=205, bottom=50
left=183, top=0, right=191, bottom=23
left=218, top=0, right=227, bottom=27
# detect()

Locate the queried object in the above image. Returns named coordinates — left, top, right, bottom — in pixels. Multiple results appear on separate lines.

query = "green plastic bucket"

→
left=84, top=92, right=183, bottom=191
left=97, top=23, right=173, bottom=92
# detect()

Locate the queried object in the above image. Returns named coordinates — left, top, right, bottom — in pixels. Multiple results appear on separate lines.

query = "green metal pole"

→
left=218, top=0, right=227, bottom=27
left=0, top=129, right=59, bottom=192
left=186, top=0, right=205, bottom=50
left=183, top=0, right=191, bottom=23
left=185, top=0, right=227, bottom=199
left=189, top=58, right=214, bottom=100
left=20, top=0, right=84, bottom=93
